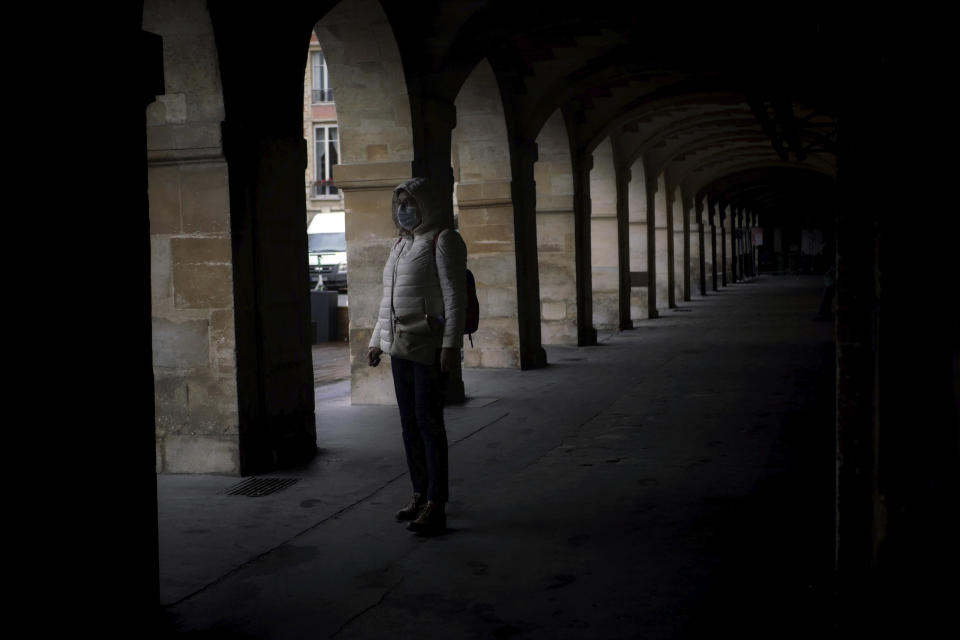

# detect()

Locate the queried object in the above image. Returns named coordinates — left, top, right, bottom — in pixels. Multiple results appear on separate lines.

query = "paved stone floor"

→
left=312, top=342, right=351, bottom=386
left=158, top=275, right=836, bottom=639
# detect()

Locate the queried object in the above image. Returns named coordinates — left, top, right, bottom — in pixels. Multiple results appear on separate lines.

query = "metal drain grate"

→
left=223, top=477, right=300, bottom=497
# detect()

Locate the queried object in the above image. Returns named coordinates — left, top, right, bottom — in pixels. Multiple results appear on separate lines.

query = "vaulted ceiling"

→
left=382, top=0, right=847, bottom=219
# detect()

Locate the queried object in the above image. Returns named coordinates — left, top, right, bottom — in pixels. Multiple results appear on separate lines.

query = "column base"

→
left=520, top=346, right=548, bottom=370
left=578, top=326, right=598, bottom=347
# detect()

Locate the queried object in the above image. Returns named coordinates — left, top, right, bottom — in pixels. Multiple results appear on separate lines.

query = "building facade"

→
left=303, top=30, right=343, bottom=227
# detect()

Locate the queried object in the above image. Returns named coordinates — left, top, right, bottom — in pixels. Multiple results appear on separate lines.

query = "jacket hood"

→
left=392, top=177, right=446, bottom=236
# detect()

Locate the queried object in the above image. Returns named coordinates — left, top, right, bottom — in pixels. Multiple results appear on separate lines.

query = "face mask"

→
left=397, top=203, right=419, bottom=230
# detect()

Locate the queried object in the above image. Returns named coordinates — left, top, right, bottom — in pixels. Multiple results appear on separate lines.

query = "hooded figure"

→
left=367, top=177, right=467, bottom=534
left=368, top=177, right=467, bottom=362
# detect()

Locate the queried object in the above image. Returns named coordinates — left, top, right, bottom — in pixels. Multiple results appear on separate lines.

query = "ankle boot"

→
left=395, top=493, right=426, bottom=521
left=407, top=500, right=446, bottom=534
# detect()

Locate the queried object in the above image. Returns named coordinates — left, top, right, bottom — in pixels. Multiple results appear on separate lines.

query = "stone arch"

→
left=316, top=0, right=416, bottom=404
left=534, top=108, right=577, bottom=344
left=452, top=58, right=521, bottom=368
left=144, top=0, right=239, bottom=474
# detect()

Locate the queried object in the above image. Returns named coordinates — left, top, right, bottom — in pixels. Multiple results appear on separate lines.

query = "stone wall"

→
left=145, top=0, right=240, bottom=473
left=590, top=137, right=619, bottom=330
left=535, top=110, right=578, bottom=345
left=453, top=60, right=521, bottom=368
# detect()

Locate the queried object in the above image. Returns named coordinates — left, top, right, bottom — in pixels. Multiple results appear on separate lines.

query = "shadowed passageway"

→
left=159, top=276, right=834, bottom=638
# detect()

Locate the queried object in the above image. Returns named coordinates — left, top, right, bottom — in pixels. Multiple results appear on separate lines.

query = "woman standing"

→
left=367, top=177, right=467, bottom=535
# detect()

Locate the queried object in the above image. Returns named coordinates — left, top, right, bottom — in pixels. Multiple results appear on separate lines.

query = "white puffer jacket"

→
left=369, top=177, right=467, bottom=364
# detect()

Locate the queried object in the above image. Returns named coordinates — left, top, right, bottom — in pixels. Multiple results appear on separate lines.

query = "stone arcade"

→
left=64, top=2, right=957, bottom=636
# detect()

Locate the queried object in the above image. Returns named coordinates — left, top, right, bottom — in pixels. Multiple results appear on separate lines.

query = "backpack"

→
left=432, top=232, right=479, bottom=347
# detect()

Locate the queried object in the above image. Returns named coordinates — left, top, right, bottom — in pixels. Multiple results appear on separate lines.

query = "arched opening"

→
left=303, top=27, right=350, bottom=400
left=451, top=59, right=521, bottom=368
left=534, top=109, right=577, bottom=344
left=314, top=0, right=415, bottom=403
left=589, top=137, right=619, bottom=331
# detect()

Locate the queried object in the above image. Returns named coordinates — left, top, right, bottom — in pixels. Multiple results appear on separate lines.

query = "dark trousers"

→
left=391, top=352, right=449, bottom=503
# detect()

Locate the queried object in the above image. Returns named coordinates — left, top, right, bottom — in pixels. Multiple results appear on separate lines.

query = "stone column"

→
left=628, top=159, right=649, bottom=321
left=572, top=151, right=598, bottom=345
left=614, top=153, right=633, bottom=330
left=727, top=205, right=736, bottom=284
left=653, top=174, right=670, bottom=311
left=222, top=125, right=318, bottom=474
left=730, top=206, right=744, bottom=282
left=740, top=210, right=748, bottom=278
left=333, top=161, right=413, bottom=405
left=696, top=196, right=707, bottom=296
left=509, top=138, right=548, bottom=368
left=730, top=205, right=743, bottom=282
left=573, top=151, right=597, bottom=347
left=645, top=175, right=660, bottom=318
left=675, top=186, right=689, bottom=302
left=719, top=202, right=728, bottom=287
left=684, top=193, right=697, bottom=301
left=708, top=199, right=718, bottom=292
left=665, top=181, right=678, bottom=308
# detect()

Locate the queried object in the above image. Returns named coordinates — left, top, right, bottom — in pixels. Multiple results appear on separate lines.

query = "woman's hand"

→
left=368, top=346, right=383, bottom=367
left=440, top=347, right=458, bottom=373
